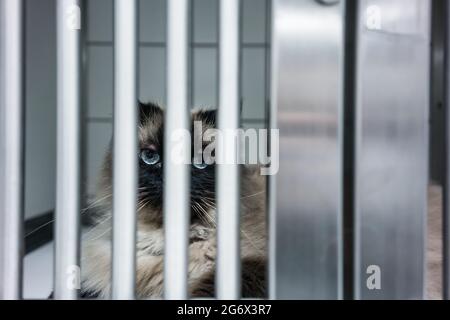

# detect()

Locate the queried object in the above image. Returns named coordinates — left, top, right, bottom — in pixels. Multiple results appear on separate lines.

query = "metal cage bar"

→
left=216, top=0, right=241, bottom=300
left=269, top=0, right=345, bottom=299
left=112, top=0, right=138, bottom=300
left=163, top=0, right=191, bottom=300
left=0, top=0, right=25, bottom=300
left=54, top=0, right=82, bottom=300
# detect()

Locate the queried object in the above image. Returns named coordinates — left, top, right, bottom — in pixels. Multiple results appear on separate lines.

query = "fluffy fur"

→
left=81, top=102, right=267, bottom=298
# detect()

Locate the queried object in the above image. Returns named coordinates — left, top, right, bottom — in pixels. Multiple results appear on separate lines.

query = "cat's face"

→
left=133, top=102, right=216, bottom=226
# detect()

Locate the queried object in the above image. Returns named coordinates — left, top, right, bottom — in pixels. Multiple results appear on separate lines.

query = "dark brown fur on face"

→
left=81, top=102, right=267, bottom=298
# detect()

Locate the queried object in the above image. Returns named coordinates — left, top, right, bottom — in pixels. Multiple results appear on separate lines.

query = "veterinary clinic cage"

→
left=0, top=0, right=449, bottom=300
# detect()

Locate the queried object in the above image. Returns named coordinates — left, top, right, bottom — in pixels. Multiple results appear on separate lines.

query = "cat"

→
left=80, top=102, right=267, bottom=298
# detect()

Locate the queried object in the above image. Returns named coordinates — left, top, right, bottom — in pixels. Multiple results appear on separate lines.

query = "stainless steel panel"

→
left=0, top=0, right=25, bottom=300
left=444, top=0, right=450, bottom=301
left=216, top=0, right=241, bottom=300
left=270, top=0, right=345, bottom=299
left=354, top=0, right=431, bottom=300
left=164, top=0, right=190, bottom=300
left=112, top=0, right=138, bottom=300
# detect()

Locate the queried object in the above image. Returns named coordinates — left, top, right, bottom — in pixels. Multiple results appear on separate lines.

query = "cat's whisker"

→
left=25, top=194, right=113, bottom=239
left=196, top=202, right=216, bottom=228
left=82, top=215, right=112, bottom=241
left=81, top=193, right=112, bottom=213
left=23, top=219, right=55, bottom=238
left=193, top=202, right=214, bottom=228
left=240, top=190, right=265, bottom=199
left=192, top=204, right=210, bottom=227
left=137, top=199, right=151, bottom=212
left=240, top=229, right=264, bottom=255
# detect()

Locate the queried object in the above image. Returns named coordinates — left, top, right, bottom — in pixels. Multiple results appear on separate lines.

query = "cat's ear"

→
left=197, top=102, right=240, bottom=125
left=139, top=101, right=163, bottom=124
left=197, top=109, right=216, bottom=125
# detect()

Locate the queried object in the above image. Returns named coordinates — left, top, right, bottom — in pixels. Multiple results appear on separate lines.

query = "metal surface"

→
left=54, top=0, right=82, bottom=300
left=354, top=0, right=431, bottom=300
left=270, top=0, right=345, bottom=299
left=112, top=0, right=138, bottom=300
left=0, top=0, right=25, bottom=300
left=216, top=0, right=241, bottom=300
left=164, top=0, right=190, bottom=300
left=444, top=0, right=450, bottom=301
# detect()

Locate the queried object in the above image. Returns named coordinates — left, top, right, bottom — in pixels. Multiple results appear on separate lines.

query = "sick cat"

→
left=80, top=102, right=267, bottom=298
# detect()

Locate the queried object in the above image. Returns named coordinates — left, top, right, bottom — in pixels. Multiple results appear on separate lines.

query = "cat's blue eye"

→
left=193, top=162, right=208, bottom=170
left=140, top=149, right=160, bottom=165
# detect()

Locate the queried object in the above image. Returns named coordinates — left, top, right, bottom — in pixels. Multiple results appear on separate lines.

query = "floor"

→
left=427, top=184, right=443, bottom=300
left=23, top=242, right=53, bottom=299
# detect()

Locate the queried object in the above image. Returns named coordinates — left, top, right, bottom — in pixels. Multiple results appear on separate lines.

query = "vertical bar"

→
left=164, top=0, right=190, bottom=300
left=55, top=0, right=82, bottom=299
left=444, top=0, right=450, bottom=301
left=0, top=0, right=25, bottom=300
left=112, top=0, right=138, bottom=300
left=354, top=0, right=431, bottom=299
left=269, top=0, right=345, bottom=299
left=216, top=0, right=241, bottom=300
left=264, top=0, right=272, bottom=129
